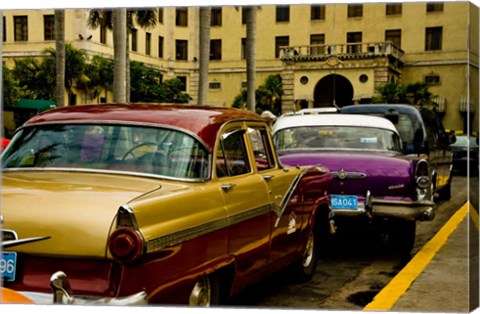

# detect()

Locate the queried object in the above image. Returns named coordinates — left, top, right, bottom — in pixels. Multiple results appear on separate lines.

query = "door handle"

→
left=263, top=175, right=274, bottom=182
left=221, top=183, right=236, bottom=193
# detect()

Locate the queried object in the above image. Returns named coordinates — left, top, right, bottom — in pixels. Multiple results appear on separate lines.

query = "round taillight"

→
left=108, top=228, right=144, bottom=264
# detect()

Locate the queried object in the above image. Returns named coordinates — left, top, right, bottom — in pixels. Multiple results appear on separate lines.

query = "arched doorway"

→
left=313, top=74, right=354, bottom=108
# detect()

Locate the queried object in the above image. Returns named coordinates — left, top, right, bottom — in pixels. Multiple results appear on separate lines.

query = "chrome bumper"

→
left=18, top=271, right=148, bottom=306
left=330, top=196, right=435, bottom=222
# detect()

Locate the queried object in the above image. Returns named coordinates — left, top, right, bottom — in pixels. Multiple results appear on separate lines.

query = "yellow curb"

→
left=363, top=201, right=469, bottom=311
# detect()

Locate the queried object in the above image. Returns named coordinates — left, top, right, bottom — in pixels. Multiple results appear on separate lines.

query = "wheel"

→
left=437, top=177, right=452, bottom=201
left=291, top=226, right=318, bottom=282
left=189, top=275, right=220, bottom=306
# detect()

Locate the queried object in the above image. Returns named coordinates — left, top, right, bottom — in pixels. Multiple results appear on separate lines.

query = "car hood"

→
left=278, top=149, right=414, bottom=196
left=1, top=171, right=188, bottom=258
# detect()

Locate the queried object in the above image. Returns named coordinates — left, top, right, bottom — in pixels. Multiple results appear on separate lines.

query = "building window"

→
left=158, top=8, right=163, bottom=24
left=158, top=36, right=164, bottom=58
left=310, top=34, right=325, bottom=54
left=347, top=32, right=362, bottom=53
left=131, top=28, right=137, bottom=51
left=211, top=7, right=222, bottom=26
left=177, top=76, right=187, bottom=91
left=347, top=4, right=363, bottom=18
left=176, top=39, right=188, bottom=60
left=311, top=4, right=325, bottom=20
left=385, top=29, right=402, bottom=48
left=210, top=39, right=222, bottom=60
left=275, top=36, right=289, bottom=58
left=241, top=38, right=246, bottom=59
left=424, top=73, right=441, bottom=85
left=241, top=81, right=247, bottom=89
left=426, top=2, right=444, bottom=13
left=425, top=27, right=442, bottom=51
left=100, top=25, right=107, bottom=44
left=14, top=16, right=28, bottom=42
left=43, top=15, right=55, bottom=41
left=241, top=7, right=247, bottom=25
left=386, top=3, right=402, bottom=15
left=3, top=17, right=6, bottom=42
left=176, top=8, right=188, bottom=26
left=209, top=81, right=221, bottom=90
left=276, top=5, right=290, bottom=22
left=145, top=32, right=151, bottom=55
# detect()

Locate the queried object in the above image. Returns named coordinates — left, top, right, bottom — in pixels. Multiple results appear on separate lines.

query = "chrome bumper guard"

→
left=19, top=271, right=148, bottom=305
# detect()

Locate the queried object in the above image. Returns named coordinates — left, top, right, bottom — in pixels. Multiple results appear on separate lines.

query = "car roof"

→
left=273, top=113, right=398, bottom=134
left=341, top=104, right=423, bottom=116
left=21, top=103, right=263, bottom=150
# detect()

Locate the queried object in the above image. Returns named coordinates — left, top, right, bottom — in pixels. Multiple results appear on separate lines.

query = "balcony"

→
left=279, top=41, right=404, bottom=63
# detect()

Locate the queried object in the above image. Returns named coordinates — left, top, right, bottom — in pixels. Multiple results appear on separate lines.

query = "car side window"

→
left=216, top=129, right=251, bottom=178
left=247, top=127, right=275, bottom=171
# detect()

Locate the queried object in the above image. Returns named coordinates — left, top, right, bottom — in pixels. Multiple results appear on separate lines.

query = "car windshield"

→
left=451, top=136, right=478, bottom=148
left=2, top=124, right=210, bottom=180
left=274, top=126, right=402, bottom=152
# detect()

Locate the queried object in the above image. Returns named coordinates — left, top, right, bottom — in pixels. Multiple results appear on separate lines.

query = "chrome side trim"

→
left=331, top=170, right=367, bottom=180
left=147, top=204, right=274, bottom=253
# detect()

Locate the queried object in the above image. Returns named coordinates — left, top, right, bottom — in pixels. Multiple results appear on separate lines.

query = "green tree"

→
left=373, top=81, right=434, bottom=106
left=130, top=61, right=191, bottom=103
left=43, top=44, right=87, bottom=104
left=88, top=8, right=158, bottom=102
left=232, top=74, right=282, bottom=115
left=76, top=55, right=114, bottom=101
left=13, top=57, right=54, bottom=100
left=2, top=64, right=24, bottom=107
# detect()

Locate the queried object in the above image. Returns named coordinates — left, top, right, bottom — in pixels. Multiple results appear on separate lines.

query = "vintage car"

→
left=1, top=104, right=332, bottom=305
left=272, top=113, right=435, bottom=253
left=341, top=104, right=455, bottom=200
left=0, top=230, right=147, bottom=305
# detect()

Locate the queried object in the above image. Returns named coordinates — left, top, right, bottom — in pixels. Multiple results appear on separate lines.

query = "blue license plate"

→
left=330, top=195, right=358, bottom=210
left=1, top=252, right=17, bottom=281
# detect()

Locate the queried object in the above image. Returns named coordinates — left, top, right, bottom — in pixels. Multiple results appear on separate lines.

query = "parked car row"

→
left=1, top=104, right=332, bottom=305
left=0, top=103, right=453, bottom=306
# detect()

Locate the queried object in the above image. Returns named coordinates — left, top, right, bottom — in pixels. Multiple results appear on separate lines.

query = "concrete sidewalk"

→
left=365, top=202, right=479, bottom=313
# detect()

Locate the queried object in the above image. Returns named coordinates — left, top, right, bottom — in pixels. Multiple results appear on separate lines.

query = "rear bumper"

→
left=18, top=290, right=148, bottom=305
left=16, top=271, right=148, bottom=306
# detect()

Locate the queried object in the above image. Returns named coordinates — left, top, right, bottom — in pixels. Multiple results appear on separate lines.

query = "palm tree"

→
left=88, top=8, right=158, bottom=103
left=113, top=8, right=127, bottom=103
left=245, top=6, right=257, bottom=112
left=54, top=9, right=65, bottom=106
left=198, top=7, right=211, bottom=106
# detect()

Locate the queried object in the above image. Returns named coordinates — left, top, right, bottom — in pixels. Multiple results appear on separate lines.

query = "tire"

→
left=189, top=274, right=220, bottom=306
left=291, top=226, right=318, bottom=282
left=390, top=220, right=416, bottom=255
left=437, top=177, right=452, bottom=201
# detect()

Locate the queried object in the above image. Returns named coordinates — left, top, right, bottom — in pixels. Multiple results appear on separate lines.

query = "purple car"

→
left=272, top=112, right=435, bottom=253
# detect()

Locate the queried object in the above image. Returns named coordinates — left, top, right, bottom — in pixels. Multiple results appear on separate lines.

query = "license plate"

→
left=330, top=195, right=358, bottom=210
left=1, top=252, right=17, bottom=281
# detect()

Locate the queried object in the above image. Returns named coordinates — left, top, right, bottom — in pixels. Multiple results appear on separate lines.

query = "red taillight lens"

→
left=108, top=228, right=144, bottom=264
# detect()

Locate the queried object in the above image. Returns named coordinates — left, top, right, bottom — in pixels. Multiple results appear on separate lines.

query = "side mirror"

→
left=448, top=131, right=456, bottom=145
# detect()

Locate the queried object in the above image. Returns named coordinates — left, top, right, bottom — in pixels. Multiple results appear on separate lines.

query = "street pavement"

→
left=364, top=200, right=479, bottom=313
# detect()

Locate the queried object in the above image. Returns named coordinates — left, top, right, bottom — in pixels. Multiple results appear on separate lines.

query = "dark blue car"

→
left=341, top=104, right=455, bottom=200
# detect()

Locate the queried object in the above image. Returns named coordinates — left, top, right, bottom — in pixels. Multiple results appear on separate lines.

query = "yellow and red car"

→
left=1, top=104, right=332, bottom=305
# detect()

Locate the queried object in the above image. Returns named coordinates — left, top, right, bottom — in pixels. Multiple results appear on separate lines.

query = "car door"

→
left=245, top=124, right=305, bottom=270
left=215, top=124, right=271, bottom=291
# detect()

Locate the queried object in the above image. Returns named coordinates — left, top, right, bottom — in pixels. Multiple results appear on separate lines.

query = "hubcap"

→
left=189, top=276, right=211, bottom=306
left=303, top=231, right=314, bottom=268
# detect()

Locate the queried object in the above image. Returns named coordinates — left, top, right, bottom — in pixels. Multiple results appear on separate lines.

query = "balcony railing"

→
left=279, top=41, right=404, bottom=62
